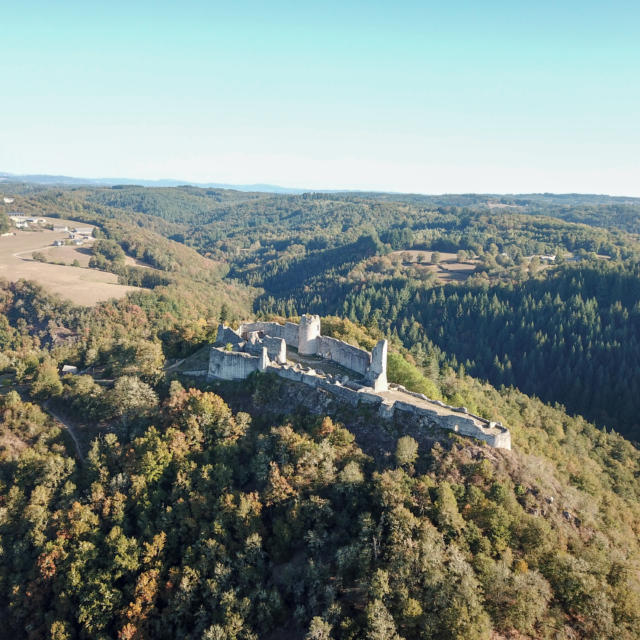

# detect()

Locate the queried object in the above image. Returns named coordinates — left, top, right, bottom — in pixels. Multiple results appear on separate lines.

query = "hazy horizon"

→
left=3, top=169, right=640, bottom=200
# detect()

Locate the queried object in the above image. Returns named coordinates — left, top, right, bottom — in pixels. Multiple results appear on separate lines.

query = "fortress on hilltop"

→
left=181, top=314, right=511, bottom=450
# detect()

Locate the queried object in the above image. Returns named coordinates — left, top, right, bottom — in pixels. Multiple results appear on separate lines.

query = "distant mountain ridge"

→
left=2, top=171, right=640, bottom=203
left=0, top=171, right=305, bottom=194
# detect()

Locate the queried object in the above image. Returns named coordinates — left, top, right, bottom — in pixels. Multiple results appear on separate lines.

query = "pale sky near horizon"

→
left=1, top=1, right=639, bottom=195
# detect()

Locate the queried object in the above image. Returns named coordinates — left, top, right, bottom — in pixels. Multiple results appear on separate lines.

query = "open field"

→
left=391, top=250, right=460, bottom=262
left=0, top=217, right=139, bottom=305
left=40, top=244, right=93, bottom=267
left=390, top=250, right=477, bottom=283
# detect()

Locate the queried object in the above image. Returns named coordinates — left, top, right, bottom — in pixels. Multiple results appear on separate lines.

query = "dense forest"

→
left=2, top=183, right=640, bottom=638
left=2, top=281, right=640, bottom=639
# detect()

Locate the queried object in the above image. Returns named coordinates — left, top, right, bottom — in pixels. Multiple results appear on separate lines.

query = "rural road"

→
left=13, top=244, right=53, bottom=259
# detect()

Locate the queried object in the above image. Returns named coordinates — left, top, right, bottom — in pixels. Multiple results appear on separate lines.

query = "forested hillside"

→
left=2, top=282, right=640, bottom=639
left=261, top=261, right=640, bottom=440
left=4, top=184, right=640, bottom=439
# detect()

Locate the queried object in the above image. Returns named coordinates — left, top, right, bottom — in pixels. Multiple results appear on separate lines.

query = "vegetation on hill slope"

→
left=263, top=261, right=640, bottom=441
left=2, top=373, right=640, bottom=639
left=3, top=185, right=640, bottom=637
left=5, top=183, right=640, bottom=439
left=2, top=288, right=640, bottom=639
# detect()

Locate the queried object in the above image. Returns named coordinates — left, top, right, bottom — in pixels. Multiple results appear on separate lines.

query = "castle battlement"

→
left=234, top=315, right=387, bottom=390
left=197, top=315, right=510, bottom=450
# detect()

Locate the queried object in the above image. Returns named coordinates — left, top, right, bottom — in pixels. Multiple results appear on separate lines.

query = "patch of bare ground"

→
left=40, top=244, right=93, bottom=267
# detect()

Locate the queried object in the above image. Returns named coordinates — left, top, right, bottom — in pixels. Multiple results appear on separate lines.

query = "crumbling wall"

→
left=239, top=321, right=299, bottom=347
left=208, top=349, right=262, bottom=380
left=239, top=321, right=284, bottom=340
left=367, top=340, right=388, bottom=391
left=488, top=428, right=512, bottom=449
left=318, top=378, right=361, bottom=406
left=220, top=317, right=510, bottom=449
left=316, top=335, right=371, bottom=375
left=284, top=322, right=300, bottom=347
left=388, top=402, right=511, bottom=449
left=216, top=325, right=243, bottom=346
left=264, top=371, right=510, bottom=449
left=245, top=334, right=287, bottom=364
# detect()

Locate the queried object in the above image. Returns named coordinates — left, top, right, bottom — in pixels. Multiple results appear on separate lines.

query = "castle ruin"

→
left=183, top=315, right=510, bottom=450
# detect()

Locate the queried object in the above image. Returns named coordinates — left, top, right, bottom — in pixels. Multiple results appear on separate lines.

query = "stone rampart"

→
left=316, top=335, right=371, bottom=375
left=388, top=400, right=510, bottom=449
left=318, top=379, right=361, bottom=406
left=209, top=349, right=262, bottom=380
left=487, top=428, right=512, bottom=449
left=357, top=389, right=384, bottom=405
left=284, top=322, right=300, bottom=347
left=271, top=364, right=303, bottom=383
left=235, top=317, right=386, bottom=388
left=203, top=359, right=510, bottom=448
left=216, top=325, right=244, bottom=346
left=269, top=372, right=509, bottom=448
left=204, top=317, right=509, bottom=449
left=239, top=321, right=284, bottom=340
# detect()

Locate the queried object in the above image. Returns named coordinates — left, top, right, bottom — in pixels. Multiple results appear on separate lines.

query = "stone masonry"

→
left=196, top=315, right=511, bottom=450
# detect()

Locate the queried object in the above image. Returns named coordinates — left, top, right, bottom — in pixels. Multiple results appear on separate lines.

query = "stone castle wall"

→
left=199, top=316, right=511, bottom=450
left=316, top=335, right=371, bottom=375
left=237, top=316, right=380, bottom=384
left=245, top=334, right=287, bottom=364
left=239, top=321, right=300, bottom=347
left=266, top=364, right=510, bottom=449
left=208, top=349, right=263, bottom=380
left=217, top=325, right=244, bottom=346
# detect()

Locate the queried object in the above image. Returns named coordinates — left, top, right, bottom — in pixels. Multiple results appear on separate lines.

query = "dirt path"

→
left=44, top=401, right=85, bottom=461
left=13, top=244, right=56, bottom=259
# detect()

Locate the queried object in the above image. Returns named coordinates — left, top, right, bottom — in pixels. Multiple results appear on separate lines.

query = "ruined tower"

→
left=259, top=347, right=269, bottom=371
left=298, top=314, right=321, bottom=355
left=367, top=339, right=388, bottom=391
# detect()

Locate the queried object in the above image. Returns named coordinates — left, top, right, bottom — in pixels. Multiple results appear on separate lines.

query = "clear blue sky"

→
left=1, top=1, right=639, bottom=194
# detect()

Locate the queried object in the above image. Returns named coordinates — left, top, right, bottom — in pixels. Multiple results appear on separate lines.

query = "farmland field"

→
left=0, top=218, right=139, bottom=305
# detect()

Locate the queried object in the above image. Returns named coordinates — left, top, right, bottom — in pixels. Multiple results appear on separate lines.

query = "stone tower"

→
left=368, top=339, right=388, bottom=391
left=259, top=347, right=269, bottom=371
left=298, top=314, right=321, bottom=355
